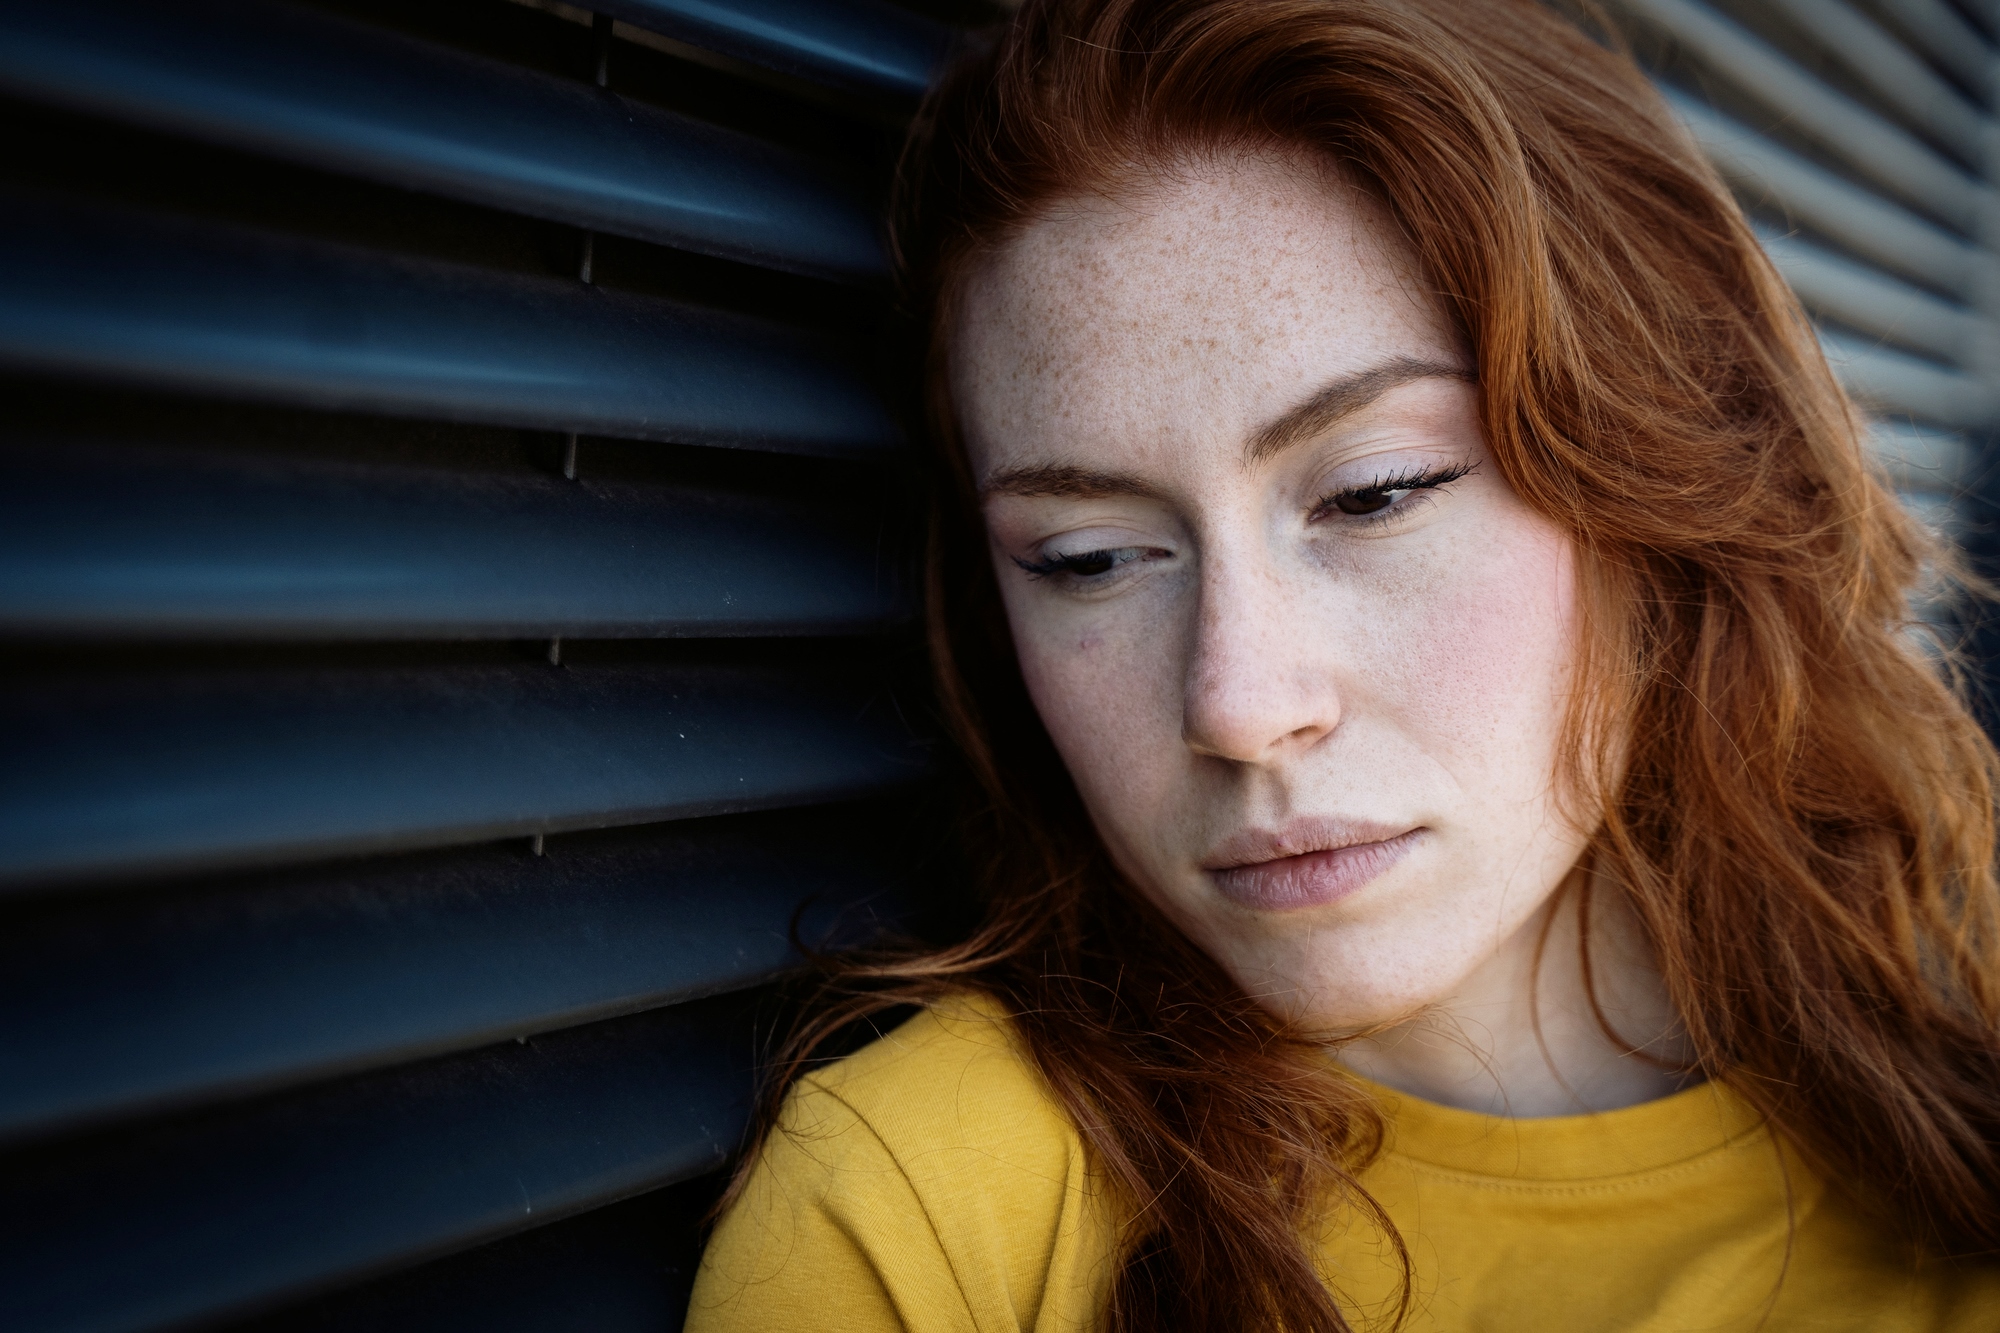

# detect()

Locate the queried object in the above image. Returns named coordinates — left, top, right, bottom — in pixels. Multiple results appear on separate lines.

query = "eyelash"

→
left=1013, top=546, right=1166, bottom=580
left=1310, top=459, right=1477, bottom=523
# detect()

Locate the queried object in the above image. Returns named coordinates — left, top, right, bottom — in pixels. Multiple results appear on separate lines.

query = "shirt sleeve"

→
left=684, top=1076, right=981, bottom=1333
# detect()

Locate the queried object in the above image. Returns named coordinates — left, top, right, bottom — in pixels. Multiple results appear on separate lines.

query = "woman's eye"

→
left=1316, top=461, right=1476, bottom=523
left=1012, top=546, right=1167, bottom=581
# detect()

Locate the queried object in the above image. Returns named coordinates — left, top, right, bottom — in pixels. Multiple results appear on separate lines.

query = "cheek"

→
left=1002, top=587, right=1181, bottom=823
left=1391, top=514, right=1578, bottom=790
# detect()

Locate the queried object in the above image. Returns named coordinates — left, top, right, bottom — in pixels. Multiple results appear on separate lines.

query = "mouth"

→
left=1204, top=823, right=1424, bottom=912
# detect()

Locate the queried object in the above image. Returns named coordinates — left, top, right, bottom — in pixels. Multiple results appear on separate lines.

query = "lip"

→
left=1204, top=819, right=1423, bottom=912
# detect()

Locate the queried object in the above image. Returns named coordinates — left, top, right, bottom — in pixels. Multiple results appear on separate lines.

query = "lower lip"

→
left=1209, top=831, right=1422, bottom=912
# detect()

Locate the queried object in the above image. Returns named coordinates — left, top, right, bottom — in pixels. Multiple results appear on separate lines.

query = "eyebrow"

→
left=977, top=355, right=1474, bottom=500
left=977, top=463, right=1168, bottom=501
left=1246, top=356, right=1474, bottom=463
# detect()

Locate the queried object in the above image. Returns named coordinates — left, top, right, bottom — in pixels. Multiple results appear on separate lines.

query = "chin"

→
left=1209, top=898, right=1495, bottom=1028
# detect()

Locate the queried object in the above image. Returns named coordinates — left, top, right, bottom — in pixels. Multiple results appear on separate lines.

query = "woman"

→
left=688, top=0, right=2000, bottom=1328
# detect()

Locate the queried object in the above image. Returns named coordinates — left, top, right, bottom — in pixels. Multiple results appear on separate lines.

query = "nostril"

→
left=1181, top=688, right=1340, bottom=763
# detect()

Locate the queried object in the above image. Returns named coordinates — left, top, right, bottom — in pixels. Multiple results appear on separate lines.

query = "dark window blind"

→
left=0, top=1, right=977, bottom=1328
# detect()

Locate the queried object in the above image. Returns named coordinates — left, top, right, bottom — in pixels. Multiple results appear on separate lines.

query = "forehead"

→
left=950, top=151, right=1453, bottom=471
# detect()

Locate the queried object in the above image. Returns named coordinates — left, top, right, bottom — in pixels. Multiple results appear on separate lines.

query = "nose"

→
left=1181, top=552, right=1343, bottom=763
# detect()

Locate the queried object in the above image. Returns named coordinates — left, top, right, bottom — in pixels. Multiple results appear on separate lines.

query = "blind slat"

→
left=1869, top=418, right=1980, bottom=491
left=1748, top=0, right=1985, bottom=161
left=0, top=0, right=885, bottom=281
left=0, top=192, right=899, bottom=457
left=1867, top=0, right=1993, bottom=101
left=1616, top=0, right=1988, bottom=229
left=1666, top=89, right=1987, bottom=292
left=594, top=0, right=948, bottom=97
left=229, top=1179, right=714, bottom=1333
left=0, top=662, right=923, bottom=888
left=0, top=810, right=894, bottom=1144
left=1759, top=227, right=1992, bottom=365
left=1819, top=327, right=1999, bottom=422
left=0, top=993, right=757, bottom=1333
left=0, top=438, right=904, bottom=639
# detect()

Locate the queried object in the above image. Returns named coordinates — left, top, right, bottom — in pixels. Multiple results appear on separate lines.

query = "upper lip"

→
left=1200, top=816, right=1417, bottom=871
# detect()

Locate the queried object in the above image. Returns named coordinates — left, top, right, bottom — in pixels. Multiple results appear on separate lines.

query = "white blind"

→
left=1608, top=0, right=1991, bottom=539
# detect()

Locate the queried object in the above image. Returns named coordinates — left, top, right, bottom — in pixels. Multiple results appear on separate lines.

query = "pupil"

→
left=1070, top=551, right=1118, bottom=575
left=1336, top=489, right=1397, bottom=515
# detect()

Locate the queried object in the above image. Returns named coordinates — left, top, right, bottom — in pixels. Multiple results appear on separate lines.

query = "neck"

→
left=1335, top=877, right=1692, bottom=1117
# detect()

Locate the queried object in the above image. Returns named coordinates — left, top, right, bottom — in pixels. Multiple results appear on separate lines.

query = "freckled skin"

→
left=955, top=153, right=1684, bottom=1116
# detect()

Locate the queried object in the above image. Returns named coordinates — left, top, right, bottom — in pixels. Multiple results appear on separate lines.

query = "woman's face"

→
left=953, top=153, right=1592, bottom=1030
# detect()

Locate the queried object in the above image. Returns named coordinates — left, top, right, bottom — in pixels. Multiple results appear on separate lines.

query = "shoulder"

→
left=797, top=992, right=1077, bottom=1180
left=777, top=992, right=1110, bottom=1255
left=689, top=993, right=1119, bottom=1333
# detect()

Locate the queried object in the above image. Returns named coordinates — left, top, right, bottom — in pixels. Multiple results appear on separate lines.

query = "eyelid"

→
left=1311, top=458, right=1477, bottom=522
left=1028, top=523, right=1173, bottom=559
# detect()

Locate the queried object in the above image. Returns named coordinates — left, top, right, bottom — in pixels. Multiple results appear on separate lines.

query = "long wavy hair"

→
left=723, top=2, right=2000, bottom=1328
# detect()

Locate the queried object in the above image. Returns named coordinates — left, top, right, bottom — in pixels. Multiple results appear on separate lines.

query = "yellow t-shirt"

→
left=688, top=995, right=2000, bottom=1331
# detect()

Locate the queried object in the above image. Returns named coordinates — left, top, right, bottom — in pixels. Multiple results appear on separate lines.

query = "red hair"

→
left=728, top=2, right=2000, bottom=1328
